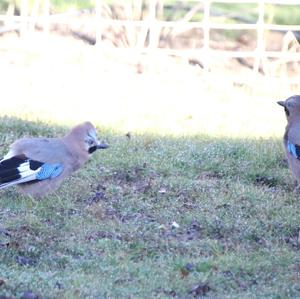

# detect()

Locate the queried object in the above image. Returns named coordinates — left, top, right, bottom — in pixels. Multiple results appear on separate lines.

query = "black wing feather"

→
left=0, top=155, right=44, bottom=187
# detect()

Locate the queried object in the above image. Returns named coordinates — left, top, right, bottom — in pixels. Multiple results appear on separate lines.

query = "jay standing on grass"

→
left=278, top=95, right=300, bottom=185
left=0, top=121, right=108, bottom=197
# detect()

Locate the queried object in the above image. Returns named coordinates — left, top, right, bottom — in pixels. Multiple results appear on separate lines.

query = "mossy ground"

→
left=0, top=117, right=299, bottom=298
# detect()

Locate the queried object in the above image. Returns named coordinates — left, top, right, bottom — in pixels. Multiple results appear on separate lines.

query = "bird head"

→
left=85, top=125, right=109, bottom=154
left=66, top=122, right=109, bottom=155
left=277, top=95, right=300, bottom=120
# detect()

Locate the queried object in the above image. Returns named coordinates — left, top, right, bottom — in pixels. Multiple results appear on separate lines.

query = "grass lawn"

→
left=0, top=15, right=300, bottom=296
left=0, top=116, right=300, bottom=298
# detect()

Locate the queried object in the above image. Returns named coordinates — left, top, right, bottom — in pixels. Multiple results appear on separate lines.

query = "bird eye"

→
left=87, top=139, right=94, bottom=146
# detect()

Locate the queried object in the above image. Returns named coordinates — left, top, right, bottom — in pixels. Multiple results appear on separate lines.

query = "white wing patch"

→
left=0, top=157, right=42, bottom=190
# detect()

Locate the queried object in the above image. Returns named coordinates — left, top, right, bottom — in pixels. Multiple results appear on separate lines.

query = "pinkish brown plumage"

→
left=278, top=95, right=300, bottom=185
left=0, top=122, right=108, bottom=197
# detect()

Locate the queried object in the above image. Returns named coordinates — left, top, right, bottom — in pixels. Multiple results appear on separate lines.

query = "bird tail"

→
left=0, top=156, right=43, bottom=189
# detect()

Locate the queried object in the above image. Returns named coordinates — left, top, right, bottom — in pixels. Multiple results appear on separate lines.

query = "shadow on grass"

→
left=0, top=116, right=299, bottom=299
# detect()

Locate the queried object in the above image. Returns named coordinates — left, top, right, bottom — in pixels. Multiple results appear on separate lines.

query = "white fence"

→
left=1, top=0, right=300, bottom=73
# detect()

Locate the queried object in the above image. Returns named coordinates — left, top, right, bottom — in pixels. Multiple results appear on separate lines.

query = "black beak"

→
left=277, top=101, right=286, bottom=107
left=97, top=142, right=109, bottom=150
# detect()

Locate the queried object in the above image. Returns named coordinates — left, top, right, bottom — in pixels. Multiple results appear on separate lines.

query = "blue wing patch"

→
left=36, top=163, right=63, bottom=180
left=287, top=140, right=300, bottom=160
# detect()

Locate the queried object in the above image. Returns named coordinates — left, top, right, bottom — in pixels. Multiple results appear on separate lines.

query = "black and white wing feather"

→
left=0, top=155, right=43, bottom=189
left=0, top=155, right=63, bottom=189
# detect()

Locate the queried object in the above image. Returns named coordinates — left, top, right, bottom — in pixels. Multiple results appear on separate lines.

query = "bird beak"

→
left=277, top=101, right=286, bottom=107
left=97, top=141, right=109, bottom=150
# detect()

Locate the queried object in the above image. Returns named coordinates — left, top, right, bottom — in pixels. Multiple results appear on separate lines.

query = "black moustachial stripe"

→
left=284, top=107, right=290, bottom=117
left=88, top=146, right=97, bottom=154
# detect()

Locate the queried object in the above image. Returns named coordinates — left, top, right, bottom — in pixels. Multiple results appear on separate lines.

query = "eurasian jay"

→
left=278, top=95, right=300, bottom=184
left=0, top=121, right=108, bottom=197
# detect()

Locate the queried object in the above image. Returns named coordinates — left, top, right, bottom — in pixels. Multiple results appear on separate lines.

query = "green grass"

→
left=210, top=3, right=300, bottom=25
left=162, top=1, right=300, bottom=25
left=0, top=0, right=94, bottom=14
left=0, top=0, right=299, bottom=25
left=0, top=116, right=300, bottom=298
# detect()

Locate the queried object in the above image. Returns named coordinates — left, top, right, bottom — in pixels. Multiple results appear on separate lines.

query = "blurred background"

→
left=0, top=0, right=300, bottom=137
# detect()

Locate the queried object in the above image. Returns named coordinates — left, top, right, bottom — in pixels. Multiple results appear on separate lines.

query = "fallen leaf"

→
left=16, top=256, right=36, bottom=266
left=20, top=291, right=39, bottom=299
left=86, top=191, right=105, bottom=205
left=185, top=263, right=195, bottom=272
left=54, top=281, right=64, bottom=289
left=180, top=263, right=195, bottom=278
left=180, top=268, right=189, bottom=278
left=189, top=282, right=210, bottom=297
left=171, top=221, right=180, bottom=229
left=164, top=290, right=176, bottom=297
left=158, top=188, right=167, bottom=194
left=254, top=175, right=278, bottom=187
left=0, top=228, right=11, bottom=237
